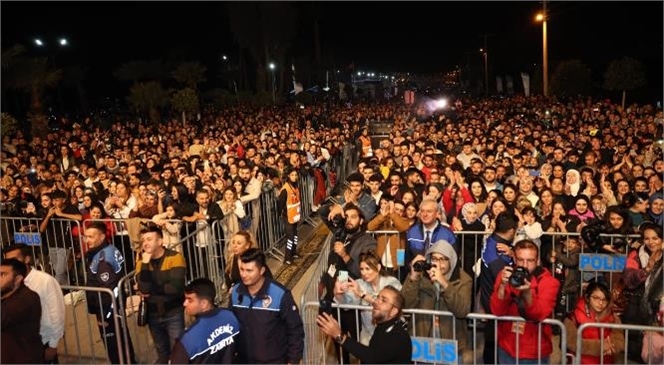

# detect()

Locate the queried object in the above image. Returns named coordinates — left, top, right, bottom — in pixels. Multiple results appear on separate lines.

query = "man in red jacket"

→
left=490, top=239, right=560, bottom=364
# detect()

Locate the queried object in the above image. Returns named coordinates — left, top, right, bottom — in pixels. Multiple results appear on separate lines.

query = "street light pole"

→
left=536, top=1, right=549, bottom=97
left=480, top=48, right=488, bottom=96
left=269, top=63, right=276, bottom=105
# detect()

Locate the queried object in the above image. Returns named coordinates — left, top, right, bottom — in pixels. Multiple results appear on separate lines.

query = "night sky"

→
left=2, top=1, right=663, bottom=101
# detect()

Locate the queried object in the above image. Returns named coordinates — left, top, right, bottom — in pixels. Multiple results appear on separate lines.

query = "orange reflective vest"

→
left=282, top=182, right=301, bottom=224
left=360, top=135, right=372, bottom=157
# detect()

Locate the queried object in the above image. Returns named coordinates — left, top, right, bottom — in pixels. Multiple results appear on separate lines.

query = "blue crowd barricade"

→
left=58, top=285, right=128, bottom=365
left=0, top=216, right=87, bottom=285
left=574, top=322, right=664, bottom=365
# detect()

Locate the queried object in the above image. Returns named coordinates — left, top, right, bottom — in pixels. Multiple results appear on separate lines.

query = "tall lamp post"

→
left=480, top=48, right=488, bottom=96
left=536, top=3, right=549, bottom=97
left=268, top=62, right=276, bottom=105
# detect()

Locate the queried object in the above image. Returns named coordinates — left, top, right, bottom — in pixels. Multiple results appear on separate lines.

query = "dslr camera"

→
left=509, top=266, right=529, bottom=287
left=413, top=260, right=433, bottom=272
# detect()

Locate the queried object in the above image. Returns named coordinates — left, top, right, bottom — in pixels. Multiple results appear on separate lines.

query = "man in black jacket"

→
left=84, top=221, right=136, bottom=364
left=317, top=285, right=412, bottom=364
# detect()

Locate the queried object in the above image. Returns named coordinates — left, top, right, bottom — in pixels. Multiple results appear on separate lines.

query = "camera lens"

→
left=413, top=261, right=432, bottom=272
left=509, top=267, right=528, bottom=287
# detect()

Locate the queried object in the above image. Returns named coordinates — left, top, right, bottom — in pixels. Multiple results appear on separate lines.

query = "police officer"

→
left=83, top=221, right=136, bottom=364
left=170, top=278, right=240, bottom=364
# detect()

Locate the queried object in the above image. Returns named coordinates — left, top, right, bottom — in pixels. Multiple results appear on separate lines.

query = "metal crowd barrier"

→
left=116, top=271, right=157, bottom=364
left=58, top=285, right=127, bottom=365
left=301, top=301, right=568, bottom=365
left=574, top=322, right=664, bottom=365
left=0, top=216, right=87, bottom=285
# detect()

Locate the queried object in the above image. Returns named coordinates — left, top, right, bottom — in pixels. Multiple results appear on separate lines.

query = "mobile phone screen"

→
left=337, top=270, right=349, bottom=283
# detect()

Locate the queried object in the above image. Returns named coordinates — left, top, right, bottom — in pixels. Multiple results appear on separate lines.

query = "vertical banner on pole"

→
left=505, top=75, right=514, bottom=95
left=521, top=72, right=531, bottom=97
left=496, top=76, right=504, bottom=94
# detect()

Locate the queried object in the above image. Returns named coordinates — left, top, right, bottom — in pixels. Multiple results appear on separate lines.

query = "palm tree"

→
left=172, top=61, right=207, bottom=90
left=127, top=81, right=169, bottom=124
left=10, top=56, right=62, bottom=138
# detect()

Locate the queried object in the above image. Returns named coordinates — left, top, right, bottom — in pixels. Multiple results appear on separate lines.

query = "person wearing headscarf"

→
left=568, top=195, right=596, bottom=229
left=402, top=240, right=473, bottom=362
left=646, top=192, right=664, bottom=226
left=452, top=202, right=486, bottom=281
left=565, top=169, right=581, bottom=197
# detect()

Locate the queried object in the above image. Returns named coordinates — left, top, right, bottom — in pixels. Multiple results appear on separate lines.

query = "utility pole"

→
left=480, top=33, right=493, bottom=96
left=542, top=0, right=549, bottom=97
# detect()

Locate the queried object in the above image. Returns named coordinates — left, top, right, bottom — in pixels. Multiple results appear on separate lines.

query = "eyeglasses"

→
left=590, top=296, right=608, bottom=303
left=430, top=256, right=449, bottom=264
left=374, top=295, right=400, bottom=309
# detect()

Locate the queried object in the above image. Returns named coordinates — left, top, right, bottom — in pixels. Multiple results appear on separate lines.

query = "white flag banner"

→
left=294, top=82, right=304, bottom=95
left=521, top=72, right=531, bottom=97
left=505, top=75, right=514, bottom=95
left=496, top=76, right=504, bottom=94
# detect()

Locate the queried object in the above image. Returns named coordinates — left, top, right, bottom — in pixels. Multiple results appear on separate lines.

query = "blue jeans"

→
left=148, top=308, right=184, bottom=364
left=49, top=247, right=70, bottom=286
left=498, top=347, right=549, bottom=364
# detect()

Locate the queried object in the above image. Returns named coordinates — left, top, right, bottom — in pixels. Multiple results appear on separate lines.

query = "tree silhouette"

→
left=603, top=57, right=646, bottom=109
left=127, top=81, right=169, bottom=123
left=10, top=56, right=62, bottom=137
left=172, top=61, right=207, bottom=90
left=550, top=59, right=592, bottom=98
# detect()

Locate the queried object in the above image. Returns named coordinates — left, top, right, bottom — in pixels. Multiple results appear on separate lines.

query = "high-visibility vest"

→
left=282, top=182, right=301, bottom=223
left=360, top=135, right=372, bottom=157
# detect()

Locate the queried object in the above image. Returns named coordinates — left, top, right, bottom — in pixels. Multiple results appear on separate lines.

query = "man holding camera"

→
left=402, top=240, right=472, bottom=362
left=490, top=239, right=560, bottom=364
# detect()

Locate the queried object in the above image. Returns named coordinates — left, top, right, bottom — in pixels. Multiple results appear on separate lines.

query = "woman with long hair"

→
left=565, top=281, right=625, bottom=364
left=468, top=178, right=488, bottom=218
left=103, top=180, right=136, bottom=273
left=217, top=186, right=247, bottom=247
left=224, top=231, right=263, bottom=288
left=621, top=222, right=663, bottom=362
left=333, top=250, right=402, bottom=345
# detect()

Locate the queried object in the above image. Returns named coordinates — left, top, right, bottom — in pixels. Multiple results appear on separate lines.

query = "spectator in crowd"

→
left=549, top=236, right=581, bottom=320
left=3, top=244, right=65, bottom=364
left=333, top=250, right=402, bottom=345
left=565, top=280, right=625, bottom=365
left=491, top=239, right=560, bottom=364
left=230, top=248, right=304, bottom=364
left=451, top=202, right=485, bottom=302
left=39, top=188, right=82, bottom=286
left=237, top=165, right=262, bottom=237
left=367, top=195, right=410, bottom=278
left=322, top=172, right=378, bottom=229
left=182, top=189, right=224, bottom=279
left=216, top=186, right=246, bottom=247
left=224, top=231, right=265, bottom=290
left=170, top=278, right=240, bottom=364
left=104, top=180, right=137, bottom=273
left=403, top=240, right=473, bottom=362
left=514, top=206, right=544, bottom=247
left=317, top=285, right=412, bottom=364
left=622, top=192, right=648, bottom=231
left=278, top=166, right=302, bottom=265
left=406, top=199, right=457, bottom=265
left=646, top=191, right=664, bottom=225
left=622, top=222, right=663, bottom=362
left=82, top=221, right=137, bottom=364
left=0, top=258, right=43, bottom=364
left=479, top=212, right=517, bottom=364
left=137, top=224, right=186, bottom=364
left=152, top=202, right=182, bottom=250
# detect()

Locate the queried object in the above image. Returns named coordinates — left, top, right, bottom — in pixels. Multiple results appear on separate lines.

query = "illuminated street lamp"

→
left=59, top=38, right=68, bottom=46
left=34, top=38, right=44, bottom=47
left=269, top=62, right=276, bottom=104
left=535, top=4, right=549, bottom=97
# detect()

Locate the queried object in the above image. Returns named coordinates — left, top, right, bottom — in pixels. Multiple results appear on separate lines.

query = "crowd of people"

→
left=1, top=94, right=664, bottom=364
